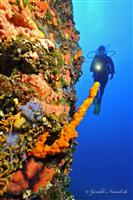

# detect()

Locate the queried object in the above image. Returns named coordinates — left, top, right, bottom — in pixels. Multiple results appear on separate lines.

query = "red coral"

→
left=63, top=52, right=71, bottom=65
left=33, top=167, right=56, bottom=192
left=7, top=171, right=29, bottom=195
left=11, top=5, right=38, bottom=29
left=7, top=158, right=55, bottom=194
left=26, top=158, right=43, bottom=179
left=31, top=0, right=49, bottom=18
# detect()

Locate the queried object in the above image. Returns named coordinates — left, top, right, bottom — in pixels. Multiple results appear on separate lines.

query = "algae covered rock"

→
left=0, top=0, right=85, bottom=199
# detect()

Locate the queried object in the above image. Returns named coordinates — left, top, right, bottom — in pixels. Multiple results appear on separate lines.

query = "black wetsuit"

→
left=90, top=54, right=115, bottom=104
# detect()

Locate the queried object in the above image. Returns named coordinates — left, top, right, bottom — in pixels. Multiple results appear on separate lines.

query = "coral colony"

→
left=0, top=0, right=100, bottom=199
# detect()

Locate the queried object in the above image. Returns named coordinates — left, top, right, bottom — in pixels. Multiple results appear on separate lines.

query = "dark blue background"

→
left=70, top=1, right=132, bottom=200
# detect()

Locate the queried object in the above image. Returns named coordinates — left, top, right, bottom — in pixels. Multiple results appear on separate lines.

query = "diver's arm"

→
left=90, top=60, right=94, bottom=72
left=108, top=57, right=115, bottom=74
left=90, top=56, right=96, bottom=72
left=108, top=57, right=115, bottom=80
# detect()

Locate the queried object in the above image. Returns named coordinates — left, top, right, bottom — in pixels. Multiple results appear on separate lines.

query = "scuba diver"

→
left=90, top=45, right=115, bottom=114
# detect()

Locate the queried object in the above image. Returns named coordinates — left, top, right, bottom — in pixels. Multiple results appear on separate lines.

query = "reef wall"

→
left=0, top=0, right=99, bottom=199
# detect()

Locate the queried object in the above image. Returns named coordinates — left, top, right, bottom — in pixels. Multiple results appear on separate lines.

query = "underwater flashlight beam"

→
left=95, top=64, right=102, bottom=71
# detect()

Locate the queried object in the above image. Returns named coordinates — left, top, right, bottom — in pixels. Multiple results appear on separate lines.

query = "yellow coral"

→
left=14, top=112, right=26, bottom=129
left=30, top=82, right=100, bottom=158
left=0, top=177, right=9, bottom=196
left=0, top=112, right=26, bottom=130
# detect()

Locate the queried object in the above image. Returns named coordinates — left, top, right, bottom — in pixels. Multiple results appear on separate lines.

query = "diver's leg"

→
left=95, top=87, right=99, bottom=99
left=98, top=78, right=108, bottom=104
left=94, top=76, right=100, bottom=99
left=93, top=76, right=99, bottom=104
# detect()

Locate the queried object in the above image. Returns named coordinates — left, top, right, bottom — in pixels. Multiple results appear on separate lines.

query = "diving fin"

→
left=93, top=103, right=101, bottom=115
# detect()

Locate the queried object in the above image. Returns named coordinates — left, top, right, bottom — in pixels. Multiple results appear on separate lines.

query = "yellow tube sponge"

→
left=30, top=82, right=100, bottom=158
left=70, top=81, right=100, bottom=127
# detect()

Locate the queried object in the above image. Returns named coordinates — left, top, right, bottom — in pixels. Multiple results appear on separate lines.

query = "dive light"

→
left=94, top=63, right=103, bottom=72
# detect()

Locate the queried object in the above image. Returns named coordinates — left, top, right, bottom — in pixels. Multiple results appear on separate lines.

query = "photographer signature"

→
left=85, top=188, right=128, bottom=196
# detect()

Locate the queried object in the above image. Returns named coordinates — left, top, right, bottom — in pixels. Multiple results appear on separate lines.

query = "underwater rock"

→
left=0, top=0, right=99, bottom=199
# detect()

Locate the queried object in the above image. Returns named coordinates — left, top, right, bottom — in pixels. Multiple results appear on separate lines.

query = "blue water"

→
left=70, top=1, right=133, bottom=200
